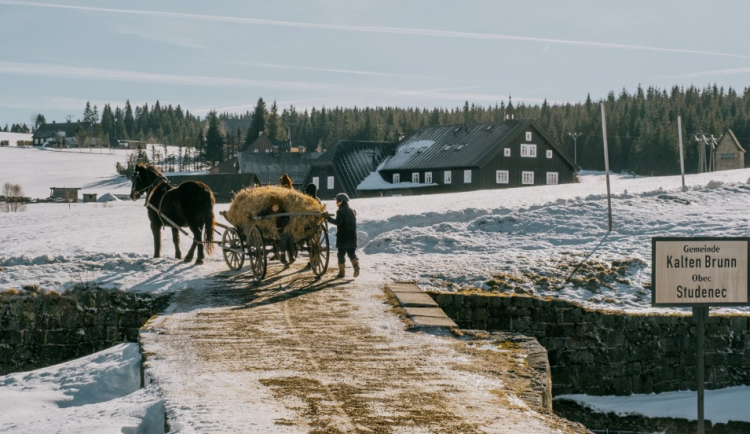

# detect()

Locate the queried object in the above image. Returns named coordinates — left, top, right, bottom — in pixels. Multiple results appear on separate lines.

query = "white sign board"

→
left=652, top=237, right=750, bottom=307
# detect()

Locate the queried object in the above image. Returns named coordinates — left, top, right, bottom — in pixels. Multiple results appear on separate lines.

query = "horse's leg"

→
left=189, top=223, right=205, bottom=265
left=184, top=223, right=199, bottom=263
left=172, top=228, right=182, bottom=259
left=150, top=221, right=162, bottom=258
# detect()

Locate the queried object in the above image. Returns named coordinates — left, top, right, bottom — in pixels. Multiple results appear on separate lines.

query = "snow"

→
left=0, top=132, right=32, bottom=145
left=2, top=146, right=750, bottom=430
left=0, top=343, right=165, bottom=433
left=380, top=139, right=435, bottom=168
left=357, top=160, right=436, bottom=190
left=556, top=386, right=750, bottom=424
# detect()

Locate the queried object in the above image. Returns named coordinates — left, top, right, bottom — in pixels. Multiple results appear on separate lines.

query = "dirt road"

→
left=140, top=261, right=590, bottom=433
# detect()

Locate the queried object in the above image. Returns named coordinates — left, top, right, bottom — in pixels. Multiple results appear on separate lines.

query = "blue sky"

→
left=1, top=0, right=748, bottom=125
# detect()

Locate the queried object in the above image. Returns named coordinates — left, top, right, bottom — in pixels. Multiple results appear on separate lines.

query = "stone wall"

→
left=0, top=287, right=171, bottom=375
left=428, top=292, right=750, bottom=396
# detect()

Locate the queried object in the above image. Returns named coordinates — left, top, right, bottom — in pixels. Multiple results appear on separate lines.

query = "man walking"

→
left=326, top=193, right=359, bottom=278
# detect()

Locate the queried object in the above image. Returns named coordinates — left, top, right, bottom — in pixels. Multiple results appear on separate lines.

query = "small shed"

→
left=714, top=129, right=746, bottom=171
left=50, top=187, right=81, bottom=201
left=82, top=193, right=98, bottom=203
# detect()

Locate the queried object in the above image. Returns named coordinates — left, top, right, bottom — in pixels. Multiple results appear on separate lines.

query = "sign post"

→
left=652, top=237, right=750, bottom=434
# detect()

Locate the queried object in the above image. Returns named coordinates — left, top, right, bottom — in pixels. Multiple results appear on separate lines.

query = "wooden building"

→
left=32, top=122, right=93, bottom=147
left=82, top=193, right=98, bottom=203
left=302, top=141, right=397, bottom=200
left=50, top=187, right=81, bottom=201
left=367, top=119, right=578, bottom=196
left=714, top=129, right=745, bottom=171
left=167, top=173, right=261, bottom=203
left=237, top=149, right=320, bottom=189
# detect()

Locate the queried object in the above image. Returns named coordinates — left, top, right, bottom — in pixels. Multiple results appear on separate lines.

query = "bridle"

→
left=131, top=170, right=170, bottom=204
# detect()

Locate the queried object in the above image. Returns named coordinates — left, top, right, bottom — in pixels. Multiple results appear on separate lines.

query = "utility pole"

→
left=568, top=132, right=582, bottom=165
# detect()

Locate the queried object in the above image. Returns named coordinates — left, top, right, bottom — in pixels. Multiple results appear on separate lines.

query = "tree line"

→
left=14, top=83, right=750, bottom=176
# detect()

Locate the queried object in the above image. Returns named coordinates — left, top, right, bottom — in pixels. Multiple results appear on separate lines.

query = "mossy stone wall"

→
left=428, top=292, right=750, bottom=396
left=0, top=288, right=170, bottom=375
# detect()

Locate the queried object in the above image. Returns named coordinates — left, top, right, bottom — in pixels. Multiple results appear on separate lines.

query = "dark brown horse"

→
left=130, top=164, right=215, bottom=264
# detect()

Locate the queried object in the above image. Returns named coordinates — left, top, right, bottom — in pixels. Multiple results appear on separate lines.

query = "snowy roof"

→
left=381, top=120, right=577, bottom=171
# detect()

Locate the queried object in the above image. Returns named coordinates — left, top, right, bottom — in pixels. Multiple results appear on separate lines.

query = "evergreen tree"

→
left=245, top=97, right=268, bottom=144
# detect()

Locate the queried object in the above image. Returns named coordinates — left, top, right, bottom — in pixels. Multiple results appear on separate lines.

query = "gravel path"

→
left=141, top=259, right=590, bottom=433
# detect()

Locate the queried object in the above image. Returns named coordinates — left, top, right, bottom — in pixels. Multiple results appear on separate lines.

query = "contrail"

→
left=2, top=0, right=749, bottom=59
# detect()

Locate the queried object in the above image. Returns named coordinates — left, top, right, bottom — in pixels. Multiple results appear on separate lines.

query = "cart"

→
left=218, top=211, right=330, bottom=282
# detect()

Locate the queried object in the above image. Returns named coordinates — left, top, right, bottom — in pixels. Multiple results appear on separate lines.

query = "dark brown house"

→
left=303, top=141, right=397, bottom=200
left=365, top=119, right=578, bottom=196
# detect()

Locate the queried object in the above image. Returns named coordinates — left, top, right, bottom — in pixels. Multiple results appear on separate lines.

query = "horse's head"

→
left=130, top=164, right=160, bottom=201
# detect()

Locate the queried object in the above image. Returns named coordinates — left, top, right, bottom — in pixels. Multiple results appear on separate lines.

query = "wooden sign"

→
left=652, top=237, right=750, bottom=307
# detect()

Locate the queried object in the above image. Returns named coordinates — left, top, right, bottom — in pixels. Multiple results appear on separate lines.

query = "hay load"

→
left=225, top=186, right=326, bottom=240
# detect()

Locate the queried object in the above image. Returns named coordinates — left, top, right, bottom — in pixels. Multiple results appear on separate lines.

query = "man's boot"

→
left=352, top=259, right=360, bottom=278
left=337, top=263, right=346, bottom=278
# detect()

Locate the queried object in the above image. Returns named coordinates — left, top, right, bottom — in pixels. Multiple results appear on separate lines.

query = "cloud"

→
left=0, top=61, right=345, bottom=91
left=3, top=1, right=749, bottom=59
left=226, top=61, right=445, bottom=81
left=674, top=67, right=750, bottom=79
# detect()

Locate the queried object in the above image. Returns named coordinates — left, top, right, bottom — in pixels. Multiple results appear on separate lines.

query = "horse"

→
left=129, top=164, right=215, bottom=264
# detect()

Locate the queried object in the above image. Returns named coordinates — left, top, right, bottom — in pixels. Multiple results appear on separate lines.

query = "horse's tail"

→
left=203, top=207, right=215, bottom=256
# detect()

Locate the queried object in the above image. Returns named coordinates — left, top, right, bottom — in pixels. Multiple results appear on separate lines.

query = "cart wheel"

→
left=309, top=223, right=330, bottom=277
left=247, top=226, right=267, bottom=281
left=221, top=228, right=245, bottom=271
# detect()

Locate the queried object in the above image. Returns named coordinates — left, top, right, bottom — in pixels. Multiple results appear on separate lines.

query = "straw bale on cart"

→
left=225, top=186, right=326, bottom=240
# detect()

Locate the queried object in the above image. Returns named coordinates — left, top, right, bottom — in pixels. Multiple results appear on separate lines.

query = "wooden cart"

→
left=218, top=211, right=330, bottom=282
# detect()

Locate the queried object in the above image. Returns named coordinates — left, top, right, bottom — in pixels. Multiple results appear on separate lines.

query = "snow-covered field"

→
left=2, top=146, right=750, bottom=431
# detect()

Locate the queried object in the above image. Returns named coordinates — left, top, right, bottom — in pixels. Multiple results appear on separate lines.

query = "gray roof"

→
left=167, top=173, right=260, bottom=202
left=33, top=122, right=92, bottom=139
left=381, top=119, right=576, bottom=171
left=238, top=151, right=321, bottom=185
left=313, top=140, right=396, bottom=198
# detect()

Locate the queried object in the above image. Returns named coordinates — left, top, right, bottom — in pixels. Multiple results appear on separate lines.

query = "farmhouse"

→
left=303, top=140, right=397, bottom=200
left=714, top=129, right=745, bottom=171
left=361, top=119, right=578, bottom=197
left=32, top=122, right=92, bottom=147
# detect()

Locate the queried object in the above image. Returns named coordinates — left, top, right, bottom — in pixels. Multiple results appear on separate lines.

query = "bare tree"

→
left=2, top=182, right=27, bottom=212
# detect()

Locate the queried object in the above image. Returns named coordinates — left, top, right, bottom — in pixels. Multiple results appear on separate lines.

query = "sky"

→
left=1, top=0, right=749, bottom=125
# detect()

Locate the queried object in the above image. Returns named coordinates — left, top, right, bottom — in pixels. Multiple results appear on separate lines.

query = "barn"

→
left=365, top=118, right=578, bottom=196
left=714, top=129, right=745, bottom=171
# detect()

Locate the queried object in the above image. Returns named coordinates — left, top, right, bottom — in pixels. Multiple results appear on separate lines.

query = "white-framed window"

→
left=496, top=170, right=509, bottom=184
left=393, top=173, right=400, bottom=184
left=522, top=171, right=534, bottom=185
left=312, top=177, right=319, bottom=189
left=327, top=176, right=334, bottom=189
left=253, top=149, right=259, bottom=153
left=546, top=150, right=553, bottom=159
left=425, top=172, right=433, bottom=184
left=521, top=144, right=537, bottom=158
left=526, top=131, right=532, bottom=141
left=546, top=172, right=559, bottom=185
left=412, top=172, right=419, bottom=183
left=265, top=149, right=272, bottom=153
left=504, top=148, right=511, bottom=157
left=464, top=170, right=472, bottom=183
left=444, top=171, right=452, bottom=184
